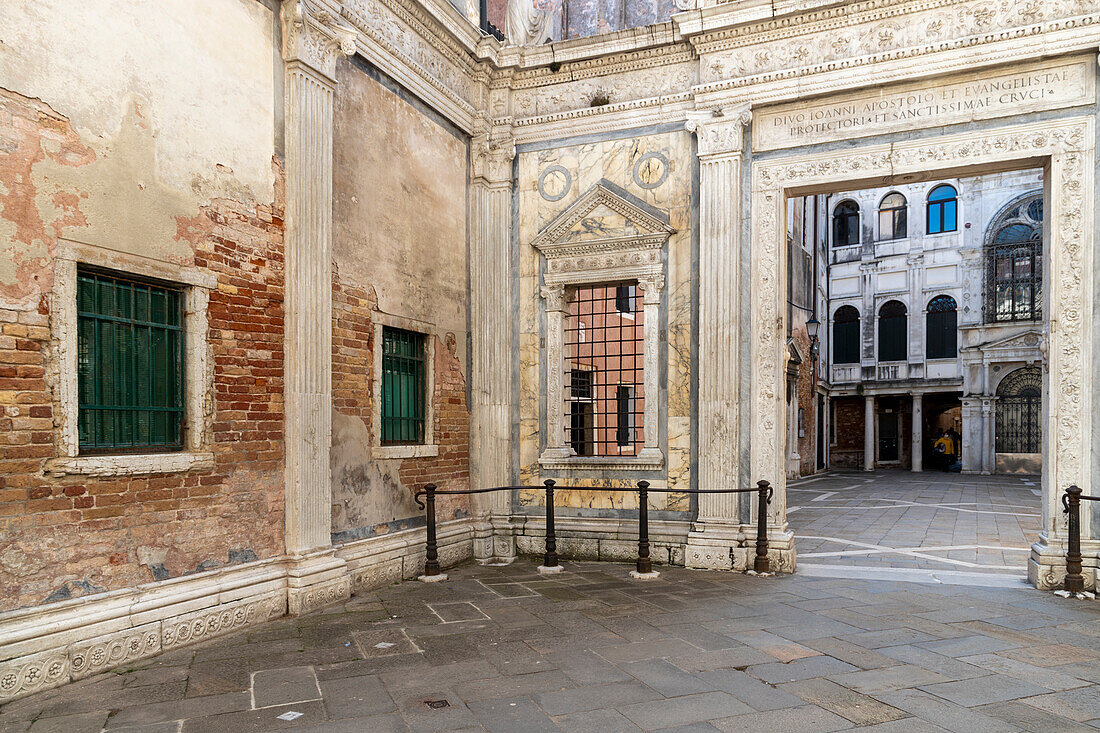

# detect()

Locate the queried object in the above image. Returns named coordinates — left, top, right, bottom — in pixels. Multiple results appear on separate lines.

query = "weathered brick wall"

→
left=0, top=89, right=285, bottom=611
left=831, top=396, right=865, bottom=469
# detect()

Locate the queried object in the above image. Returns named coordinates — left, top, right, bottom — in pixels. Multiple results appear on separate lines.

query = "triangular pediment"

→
left=532, top=179, right=674, bottom=257
left=977, top=329, right=1043, bottom=353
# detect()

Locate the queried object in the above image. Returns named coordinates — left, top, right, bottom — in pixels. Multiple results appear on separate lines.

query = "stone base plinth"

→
left=629, top=570, right=661, bottom=580
left=286, top=553, right=351, bottom=617
left=418, top=573, right=449, bottom=583
left=537, top=565, right=563, bottom=575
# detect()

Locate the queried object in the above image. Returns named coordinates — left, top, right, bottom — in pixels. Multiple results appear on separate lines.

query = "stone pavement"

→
left=3, top=559, right=1098, bottom=732
left=789, top=470, right=1040, bottom=578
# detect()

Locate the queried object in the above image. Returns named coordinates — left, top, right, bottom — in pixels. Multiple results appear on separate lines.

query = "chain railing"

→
left=414, top=481, right=774, bottom=579
left=1062, top=485, right=1100, bottom=593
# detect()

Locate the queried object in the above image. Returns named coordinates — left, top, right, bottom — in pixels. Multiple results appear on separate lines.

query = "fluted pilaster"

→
left=469, top=133, right=516, bottom=559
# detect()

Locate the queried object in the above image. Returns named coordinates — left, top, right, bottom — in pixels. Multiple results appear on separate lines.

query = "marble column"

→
left=469, top=132, right=517, bottom=562
left=959, top=397, right=982, bottom=474
left=863, top=395, right=875, bottom=471
left=981, top=397, right=995, bottom=475
left=280, top=0, right=356, bottom=614
left=683, top=107, right=782, bottom=571
left=911, top=393, right=922, bottom=472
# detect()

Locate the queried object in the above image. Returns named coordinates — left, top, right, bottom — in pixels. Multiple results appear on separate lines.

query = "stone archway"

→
left=749, top=118, right=1094, bottom=589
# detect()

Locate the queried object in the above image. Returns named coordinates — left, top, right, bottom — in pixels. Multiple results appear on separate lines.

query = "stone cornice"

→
left=510, top=44, right=695, bottom=90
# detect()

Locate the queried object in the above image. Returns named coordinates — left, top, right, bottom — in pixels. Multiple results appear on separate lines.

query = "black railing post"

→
left=542, top=479, right=560, bottom=571
left=636, top=481, right=653, bottom=575
left=423, top=483, right=441, bottom=578
left=754, top=480, right=772, bottom=574
left=1064, top=485, right=1084, bottom=593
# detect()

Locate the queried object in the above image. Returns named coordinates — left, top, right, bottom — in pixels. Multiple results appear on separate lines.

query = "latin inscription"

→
left=754, top=61, right=1093, bottom=150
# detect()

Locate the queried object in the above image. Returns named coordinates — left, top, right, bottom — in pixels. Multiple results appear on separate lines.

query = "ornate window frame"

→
left=533, top=180, right=673, bottom=471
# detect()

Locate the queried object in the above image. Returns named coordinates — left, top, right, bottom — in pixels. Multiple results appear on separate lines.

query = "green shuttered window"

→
left=77, top=269, right=184, bottom=453
left=381, top=327, right=426, bottom=444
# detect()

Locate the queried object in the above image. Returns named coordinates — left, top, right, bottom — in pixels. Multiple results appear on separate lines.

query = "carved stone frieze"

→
left=697, top=0, right=1100, bottom=88
left=512, top=62, right=695, bottom=119
left=341, top=0, right=478, bottom=111
left=70, top=623, right=161, bottom=680
left=351, top=558, right=403, bottom=592
left=0, top=648, right=69, bottom=702
left=281, top=0, right=358, bottom=79
left=163, top=592, right=286, bottom=649
left=288, top=576, right=352, bottom=616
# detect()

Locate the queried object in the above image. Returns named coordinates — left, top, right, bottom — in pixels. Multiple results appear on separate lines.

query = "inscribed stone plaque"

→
left=754, top=58, right=1095, bottom=151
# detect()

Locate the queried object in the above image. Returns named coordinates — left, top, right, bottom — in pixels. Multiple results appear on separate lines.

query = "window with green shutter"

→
left=77, top=268, right=185, bottom=453
left=381, top=327, right=426, bottom=444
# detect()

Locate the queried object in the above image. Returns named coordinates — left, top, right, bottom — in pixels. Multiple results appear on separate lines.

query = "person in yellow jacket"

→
left=932, top=431, right=956, bottom=472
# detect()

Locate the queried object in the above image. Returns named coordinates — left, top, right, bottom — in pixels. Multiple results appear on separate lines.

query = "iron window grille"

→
left=996, top=366, right=1041, bottom=453
left=878, top=192, right=907, bottom=241
left=927, top=184, right=958, bottom=234
left=985, top=193, right=1043, bottom=323
left=832, top=200, right=860, bottom=246
left=832, top=305, right=860, bottom=364
left=381, top=327, right=426, bottom=444
left=877, top=300, right=907, bottom=362
left=564, top=282, right=643, bottom=457
left=926, top=295, right=958, bottom=359
left=77, top=268, right=184, bottom=454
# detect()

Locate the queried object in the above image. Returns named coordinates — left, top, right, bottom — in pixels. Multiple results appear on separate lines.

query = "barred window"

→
left=927, top=184, right=958, bottom=234
left=77, top=268, right=184, bottom=453
left=564, top=283, right=643, bottom=456
left=926, top=295, right=957, bottom=359
left=832, top=305, right=860, bottom=364
left=381, top=327, right=426, bottom=444
left=833, top=200, right=860, bottom=246
left=878, top=300, right=907, bottom=362
left=996, top=366, right=1041, bottom=453
left=986, top=193, right=1042, bottom=323
left=878, top=192, right=907, bottom=240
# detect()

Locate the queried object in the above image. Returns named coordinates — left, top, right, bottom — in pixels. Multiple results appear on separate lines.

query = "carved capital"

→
left=281, top=0, right=358, bottom=80
left=540, top=284, right=567, bottom=312
left=471, top=133, right=516, bottom=184
left=638, top=274, right=665, bottom=304
left=687, top=105, right=752, bottom=158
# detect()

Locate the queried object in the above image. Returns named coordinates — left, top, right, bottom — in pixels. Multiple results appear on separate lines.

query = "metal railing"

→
left=1062, top=485, right=1100, bottom=593
left=414, top=480, right=774, bottom=579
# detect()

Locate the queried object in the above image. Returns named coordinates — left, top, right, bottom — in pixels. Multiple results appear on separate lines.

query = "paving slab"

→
left=780, top=677, right=908, bottom=726
left=534, top=680, right=660, bottom=716
left=617, top=691, right=755, bottom=730
left=251, top=666, right=320, bottom=708
left=709, top=704, right=853, bottom=732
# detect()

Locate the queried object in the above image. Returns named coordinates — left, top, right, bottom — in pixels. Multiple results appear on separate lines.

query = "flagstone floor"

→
left=2, top=558, right=1098, bottom=732
left=789, top=470, right=1041, bottom=582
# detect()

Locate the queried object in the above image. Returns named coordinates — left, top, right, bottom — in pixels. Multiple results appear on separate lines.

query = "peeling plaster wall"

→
left=330, top=58, right=471, bottom=542
left=0, top=0, right=284, bottom=610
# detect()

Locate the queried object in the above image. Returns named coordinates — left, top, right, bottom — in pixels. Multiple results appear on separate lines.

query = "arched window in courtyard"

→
left=832, top=305, right=860, bottom=364
left=878, top=300, right=907, bottom=362
left=878, top=192, right=907, bottom=240
left=926, top=295, right=957, bottom=359
left=833, top=200, right=860, bottom=246
left=986, top=192, right=1043, bottom=323
left=996, top=366, right=1041, bottom=454
left=927, top=184, right=958, bottom=234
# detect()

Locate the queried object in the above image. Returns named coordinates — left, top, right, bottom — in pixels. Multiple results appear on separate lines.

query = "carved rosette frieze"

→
left=750, top=119, right=1092, bottom=570
left=281, top=0, right=358, bottom=81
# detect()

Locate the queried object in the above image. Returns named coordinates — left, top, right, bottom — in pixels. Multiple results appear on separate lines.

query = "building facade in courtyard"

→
left=816, top=170, right=1046, bottom=476
left=1, top=0, right=1098, bottom=703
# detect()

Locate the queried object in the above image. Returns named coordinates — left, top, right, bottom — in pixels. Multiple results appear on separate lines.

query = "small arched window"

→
left=996, top=366, right=1041, bottom=453
left=927, top=184, right=958, bottom=234
left=878, top=192, right=907, bottom=241
left=832, top=305, right=860, bottom=364
left=926, top=295, right=957, bottom=359
left=986, top=192, right=1042, bottom=323
left=878, top=300, right=907, bottom=361
left=833, top=200, right=860, bottom=247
